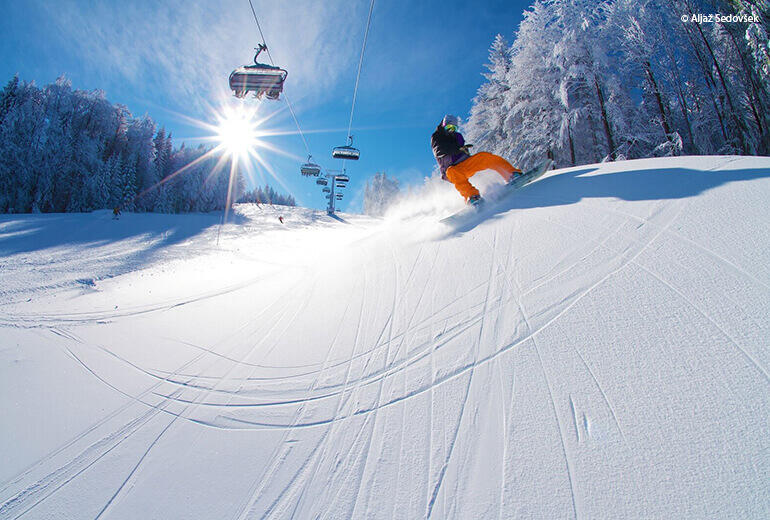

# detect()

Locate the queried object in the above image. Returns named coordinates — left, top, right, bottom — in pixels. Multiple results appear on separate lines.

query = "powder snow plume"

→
left=383, top=170, right=513, bottom=223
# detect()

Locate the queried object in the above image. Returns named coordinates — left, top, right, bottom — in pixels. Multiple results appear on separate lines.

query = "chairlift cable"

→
left=247, top=0, right=270, bottom=53
left=246, top=0, right=319, bottom=168
left=346, top=0, right=376, bottom=140
left=284, top=92, right=313, bottom=158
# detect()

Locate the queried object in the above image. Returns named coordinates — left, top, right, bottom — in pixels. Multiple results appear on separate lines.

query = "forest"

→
left=465, top=0, right=770, bottom=169
left=0, top=76, right=293, bottom=214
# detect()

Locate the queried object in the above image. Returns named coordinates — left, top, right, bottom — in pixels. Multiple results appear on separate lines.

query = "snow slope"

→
left=1, top=156, right=768, bottom=519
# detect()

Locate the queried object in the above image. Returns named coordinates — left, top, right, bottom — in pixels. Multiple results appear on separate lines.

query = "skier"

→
left=278, top=216, right=284, bottom=224
left=431, top=115, right=522, bottom=206
left=112, top=206, right=121, bottom=220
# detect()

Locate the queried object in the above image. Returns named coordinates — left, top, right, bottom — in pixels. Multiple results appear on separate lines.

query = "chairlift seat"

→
left=229, top=63, right=287, bottom=100
left=301, top=162, right=321, bottom=176
left=316, top=178, right=328, bottom=186
left=322, top=187, right=330, bottom=193
left=335, top=174, right=350, bottom=183
left=332, top=145, right=360, bottom=160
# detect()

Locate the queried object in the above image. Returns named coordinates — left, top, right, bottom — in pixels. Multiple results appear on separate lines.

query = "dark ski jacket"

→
left=431, top=125, right=469, bottom=179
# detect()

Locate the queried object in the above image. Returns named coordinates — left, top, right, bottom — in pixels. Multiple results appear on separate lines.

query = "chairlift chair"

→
left=332, top=146, right=360, bottom=160
left=332, top=136, right=360, bottom=160
left=336, top=193, right=343, bottom=199
left=335, top=174, right=350, bottom=183
left=322, top=187, right=331, bottom=193
left=336, top=183, right=347, bottom=189
left=316, top=177, right=328, bottom=186
left=229, top=45, right=288, bottom=100
left=300, top=156, right=321, bottom=176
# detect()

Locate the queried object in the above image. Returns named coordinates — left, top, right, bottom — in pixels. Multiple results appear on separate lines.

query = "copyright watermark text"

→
left=682, top=13, right=759, bottom=23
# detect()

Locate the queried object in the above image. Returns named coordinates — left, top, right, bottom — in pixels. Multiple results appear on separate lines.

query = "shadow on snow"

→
left=0, top=210, right=246, bottom=262
left=448, top=163, right=769, bottom=234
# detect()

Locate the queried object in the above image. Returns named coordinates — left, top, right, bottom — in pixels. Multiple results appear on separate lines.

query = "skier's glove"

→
left=459, top=144, right=473, bottom=155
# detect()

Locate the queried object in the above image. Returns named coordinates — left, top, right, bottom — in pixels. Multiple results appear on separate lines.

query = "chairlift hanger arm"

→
left=254, top=43, right=267, bottom=64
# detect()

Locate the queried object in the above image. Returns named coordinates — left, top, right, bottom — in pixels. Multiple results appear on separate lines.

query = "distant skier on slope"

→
left=431, top=114, right=522, bottom=206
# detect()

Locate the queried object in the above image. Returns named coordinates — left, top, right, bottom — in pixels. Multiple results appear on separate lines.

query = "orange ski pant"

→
left=446, top=152, right=521, bottom=200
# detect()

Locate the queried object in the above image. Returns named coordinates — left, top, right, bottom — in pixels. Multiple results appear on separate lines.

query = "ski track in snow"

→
left=1, top=157, right=769, bottom=519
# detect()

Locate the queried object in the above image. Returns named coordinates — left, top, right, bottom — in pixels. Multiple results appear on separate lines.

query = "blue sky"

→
left=1, top=0, right=528, bottom=212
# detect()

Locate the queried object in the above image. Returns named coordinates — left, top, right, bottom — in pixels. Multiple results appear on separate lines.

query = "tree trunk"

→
left=663, top=42, right=698, bottom=152
left=644, top=61, right=673, bottom=137
left=594, top=75, right=616, bottom=160
left=679, top=14, right=729, bottom=143
left=686, top=0, right=749, bottom=152
left=585, top=111, right=601, bottom=164
left=719, top=18, right=770, bottom=152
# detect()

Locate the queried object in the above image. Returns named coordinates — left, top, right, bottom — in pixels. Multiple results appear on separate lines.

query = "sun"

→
left=216, top=107, right=260, bottom=159
left=152, top=100, right=305, bottom=221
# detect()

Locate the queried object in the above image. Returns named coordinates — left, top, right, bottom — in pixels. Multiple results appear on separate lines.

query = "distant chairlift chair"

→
left=301, top=156, right=321, bottom=177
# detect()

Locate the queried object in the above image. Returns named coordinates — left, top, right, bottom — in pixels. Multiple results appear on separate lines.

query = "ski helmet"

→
left=442, top=114, right=459, bottom=127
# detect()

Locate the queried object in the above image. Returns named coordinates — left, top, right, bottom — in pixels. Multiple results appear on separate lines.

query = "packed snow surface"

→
left=1, top=156, right=768, bottom=519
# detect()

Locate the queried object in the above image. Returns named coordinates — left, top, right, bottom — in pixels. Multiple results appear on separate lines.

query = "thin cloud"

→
left=34, top=0, right=366, bottom=108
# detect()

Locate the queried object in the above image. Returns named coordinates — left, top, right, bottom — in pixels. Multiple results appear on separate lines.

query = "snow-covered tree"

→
left=466, top=34, right=512, bottom=152
left=364, top=172, right=400, bottom=216
left=504, top=0, right=566, bottom=167
left=238, top=184, right=296, bottom=207
left=466, top=0, right=770, bottom=168
left=734, top=0, right=770, bottom=81
left=0, top=75, right=248, bottom=215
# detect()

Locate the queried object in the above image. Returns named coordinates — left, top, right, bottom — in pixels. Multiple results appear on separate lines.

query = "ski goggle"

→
left=444, top=124, right=457, bottom=133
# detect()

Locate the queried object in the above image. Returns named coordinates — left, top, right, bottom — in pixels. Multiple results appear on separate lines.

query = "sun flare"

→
left=216, top=107, right=260, bottom=158
left=153, top=99, right=308, bottom=217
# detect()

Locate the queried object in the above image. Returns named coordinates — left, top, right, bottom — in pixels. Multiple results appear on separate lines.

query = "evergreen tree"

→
left=364, top=172, right=400, bottom=216
left=238, top=184, right=296, bottom=207
left=466, top=34, right=512, bottom=152
left=0, top=75, right=247, bottom=215
left=0, top=74, right=20, bottom=122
